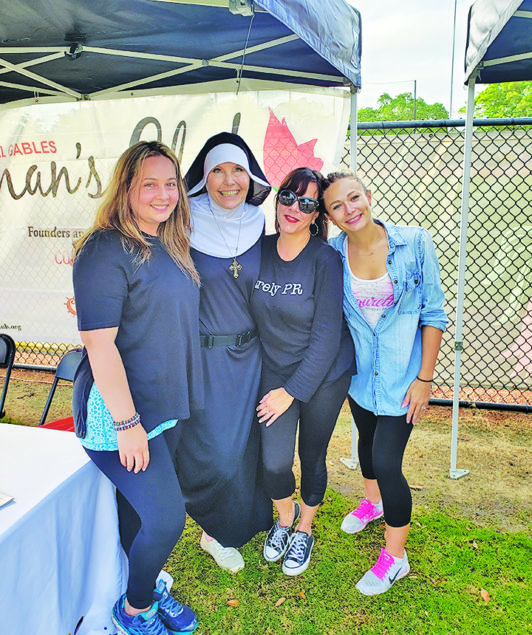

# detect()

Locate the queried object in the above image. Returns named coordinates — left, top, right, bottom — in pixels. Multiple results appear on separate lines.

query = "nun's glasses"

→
left=278, top=189, right=319, bottom=213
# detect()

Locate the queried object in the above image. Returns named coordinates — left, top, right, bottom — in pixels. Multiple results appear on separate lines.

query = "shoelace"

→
left=269, top=522, right=289, bottom=549
left=353, top=498, right=375, bottom=520
left=159, top=591, right=184, bottom=618
left=370, top=549, right=395, bottom=580
left=286, top=533, right=308, bottom=562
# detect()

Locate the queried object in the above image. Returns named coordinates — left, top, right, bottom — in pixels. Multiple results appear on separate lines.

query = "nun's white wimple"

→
left=188, top=144, right=249, bottom=195
left=188, top=143, right=269, bottom=196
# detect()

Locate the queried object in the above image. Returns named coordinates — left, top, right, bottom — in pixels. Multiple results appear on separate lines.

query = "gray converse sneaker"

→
left=263, top=501, right=301, bottom=562
left=282, top=530, right=314, bottom=576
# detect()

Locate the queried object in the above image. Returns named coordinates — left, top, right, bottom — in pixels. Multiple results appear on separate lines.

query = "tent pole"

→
left=340, top=82, right=359, bottom=472
left=340, top=413, right=359, bottom=471
left=449, top=74, right=476, bottom=480
left=349, top=84, right=358, bottom=171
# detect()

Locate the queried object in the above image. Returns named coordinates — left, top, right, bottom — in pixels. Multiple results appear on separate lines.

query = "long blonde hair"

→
left=74, top=141, right=199, bottom=284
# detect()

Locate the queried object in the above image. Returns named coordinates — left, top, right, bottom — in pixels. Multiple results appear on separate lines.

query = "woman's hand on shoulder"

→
left=401, top=378, right=431, bottom=424
left=117, top=424, right=150, bottom=473
left=257, top=387, right=294, bottom=427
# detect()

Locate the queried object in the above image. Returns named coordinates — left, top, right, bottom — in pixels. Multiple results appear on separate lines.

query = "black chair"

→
left=39, top=348, right=83, bottom=428
left=0, top=334, right=16, bottom=419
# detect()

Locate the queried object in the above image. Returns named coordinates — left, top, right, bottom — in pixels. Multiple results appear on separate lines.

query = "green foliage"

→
left=459, top=81, right=532, bottom=118
left=167, top=493, right=531, bottom=634
left=358, top=92, right=448, bottom=123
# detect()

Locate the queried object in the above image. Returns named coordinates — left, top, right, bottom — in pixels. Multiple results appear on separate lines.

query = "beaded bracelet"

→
left=416, top=376, right=433, bottom=383
left=113, top=412, right=140, bottom=432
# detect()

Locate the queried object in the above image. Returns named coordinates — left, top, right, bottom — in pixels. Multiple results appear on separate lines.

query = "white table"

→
left=0, top=423, right=127, bottom=635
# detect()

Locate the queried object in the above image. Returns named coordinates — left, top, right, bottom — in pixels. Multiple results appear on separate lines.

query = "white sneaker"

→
left=155, top=569, right=174, bottom=592
left=200, top=534, right=245, bottom=573
left=356, top=548, right=410, bottom=596
left=341, top=498, right=383, bottom=534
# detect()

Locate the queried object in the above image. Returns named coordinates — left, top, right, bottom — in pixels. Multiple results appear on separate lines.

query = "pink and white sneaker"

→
left=341, top=498, right=383, bottom=534
left=356, top=548, right=410, bottom=596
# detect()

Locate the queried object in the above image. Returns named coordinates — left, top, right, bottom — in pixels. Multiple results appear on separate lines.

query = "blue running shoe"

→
left=153, top=580, right=198, bottom=634
left=112, top=595, right=168, bottom=635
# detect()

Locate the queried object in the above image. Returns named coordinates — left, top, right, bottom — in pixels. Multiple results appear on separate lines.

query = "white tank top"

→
left=349, top=270, right=394, bottom=329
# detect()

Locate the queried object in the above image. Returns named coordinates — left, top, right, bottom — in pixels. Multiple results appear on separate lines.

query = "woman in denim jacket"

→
left=324, top=170, right=448, bottom=597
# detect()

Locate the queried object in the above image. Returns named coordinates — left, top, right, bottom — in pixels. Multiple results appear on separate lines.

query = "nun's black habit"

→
left=174, top=132, right=273, bottom=547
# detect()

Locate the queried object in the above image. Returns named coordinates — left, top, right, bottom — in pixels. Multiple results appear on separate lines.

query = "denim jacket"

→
left=329, top=220, right=448, bottom=416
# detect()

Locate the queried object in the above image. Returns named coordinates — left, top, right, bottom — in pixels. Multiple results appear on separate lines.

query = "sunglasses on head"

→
left=278, top=189, right=320, bottom=213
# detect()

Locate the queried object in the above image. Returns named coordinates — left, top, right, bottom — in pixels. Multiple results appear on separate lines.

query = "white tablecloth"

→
left=0, top=423, right=127, bottom=635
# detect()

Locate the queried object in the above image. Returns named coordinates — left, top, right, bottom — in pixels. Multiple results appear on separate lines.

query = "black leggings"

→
left=261, top=371, right=351, bottom=507
left=348, top=397, right=413, bottom=528
left=85, top=425, right=185, bottom=609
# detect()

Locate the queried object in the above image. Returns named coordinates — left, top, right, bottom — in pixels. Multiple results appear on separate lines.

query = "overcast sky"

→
left=347, top=0, right=474, bottom=117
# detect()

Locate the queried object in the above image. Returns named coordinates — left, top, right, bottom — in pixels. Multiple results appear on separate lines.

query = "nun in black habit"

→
left=174, top=132, right=273, bottom=572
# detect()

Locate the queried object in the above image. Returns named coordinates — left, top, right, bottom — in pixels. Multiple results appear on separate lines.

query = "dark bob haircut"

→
left=275, top=167, right=327, bottom=241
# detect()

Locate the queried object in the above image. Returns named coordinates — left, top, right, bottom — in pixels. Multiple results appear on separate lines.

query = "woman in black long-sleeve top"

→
left=251, top=167, right=355, bottom=576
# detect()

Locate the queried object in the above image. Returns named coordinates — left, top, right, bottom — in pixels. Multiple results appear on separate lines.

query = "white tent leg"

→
left=450, top=75, right=476, bottom=480
left=349, top=85, right=358, bottom=171
left=340, top=83, right=359, bottom=472
left=340, top=414, right=359, bottom=470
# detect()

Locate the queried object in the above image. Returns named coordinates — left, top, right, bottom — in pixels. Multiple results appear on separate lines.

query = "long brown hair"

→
left=74, top=141, right=199, bottom=284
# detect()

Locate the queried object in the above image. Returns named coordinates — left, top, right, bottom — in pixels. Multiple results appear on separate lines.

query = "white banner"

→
left=0, top=89, right=349, bottom=348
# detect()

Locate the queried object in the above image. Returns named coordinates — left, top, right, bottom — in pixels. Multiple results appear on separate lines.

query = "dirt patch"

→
left=1, top=368, right=73, bottom=425
left=321, top=404, right=529, bottom=535
left=2, top=370, right=530, bottom=534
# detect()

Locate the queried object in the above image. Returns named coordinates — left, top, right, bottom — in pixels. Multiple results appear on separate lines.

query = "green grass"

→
left=165, top=488, right=531, bottom=634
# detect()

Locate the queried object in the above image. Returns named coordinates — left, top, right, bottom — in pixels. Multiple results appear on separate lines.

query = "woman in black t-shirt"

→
left=251, top=167, right=354, bottom=576
left=73, top=141, right=202, bottom=635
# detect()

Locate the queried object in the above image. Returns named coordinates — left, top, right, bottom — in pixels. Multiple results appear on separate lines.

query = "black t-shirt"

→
left=72, top=229, right=204, bottom=434
left=251, top=234, right=355, bottom=403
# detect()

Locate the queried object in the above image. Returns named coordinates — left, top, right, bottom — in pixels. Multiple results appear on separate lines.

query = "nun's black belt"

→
left=199, top=328, right=257, bottom=349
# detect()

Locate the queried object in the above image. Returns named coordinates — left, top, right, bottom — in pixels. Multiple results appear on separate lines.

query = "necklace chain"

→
left=208, top=203, right=243, bottom=279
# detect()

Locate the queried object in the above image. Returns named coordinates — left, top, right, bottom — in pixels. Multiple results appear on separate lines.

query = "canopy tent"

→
left=450, top=0, right=532, bottom=479
left=0, top=0, right=362, bottom=166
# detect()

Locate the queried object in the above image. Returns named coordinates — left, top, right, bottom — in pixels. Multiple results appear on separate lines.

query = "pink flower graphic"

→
left=501, top=299, right=532, bottom=377
left=263, top=109, right=323, bottom=188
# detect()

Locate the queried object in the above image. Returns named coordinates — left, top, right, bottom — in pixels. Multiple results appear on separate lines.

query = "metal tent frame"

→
left=0, top=0, right=362, bottom=163
left=450, top=0, right=532, bottom=479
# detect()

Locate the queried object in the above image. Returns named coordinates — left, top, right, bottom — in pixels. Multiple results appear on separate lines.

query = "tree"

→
left=459, top=81, right=532, bottom=118
left=358, top=92, right=448, bottom=122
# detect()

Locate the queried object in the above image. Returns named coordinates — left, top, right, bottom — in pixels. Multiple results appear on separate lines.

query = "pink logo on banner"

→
left=263, top=109, right=323, bottom=188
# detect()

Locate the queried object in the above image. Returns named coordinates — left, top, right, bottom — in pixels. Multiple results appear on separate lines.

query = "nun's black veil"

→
left=185, top=132, right=271, bottom=206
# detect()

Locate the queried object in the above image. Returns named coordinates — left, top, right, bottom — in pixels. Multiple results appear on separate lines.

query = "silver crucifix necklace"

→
left=208, top=203, right=243, bottom=279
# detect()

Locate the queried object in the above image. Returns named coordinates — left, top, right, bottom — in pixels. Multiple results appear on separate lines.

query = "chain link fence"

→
left=4, top=158, right=114, bottom=370
left=341, top=119, right=531, bottom=410
left=6, top=118, right=532, bottom=409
